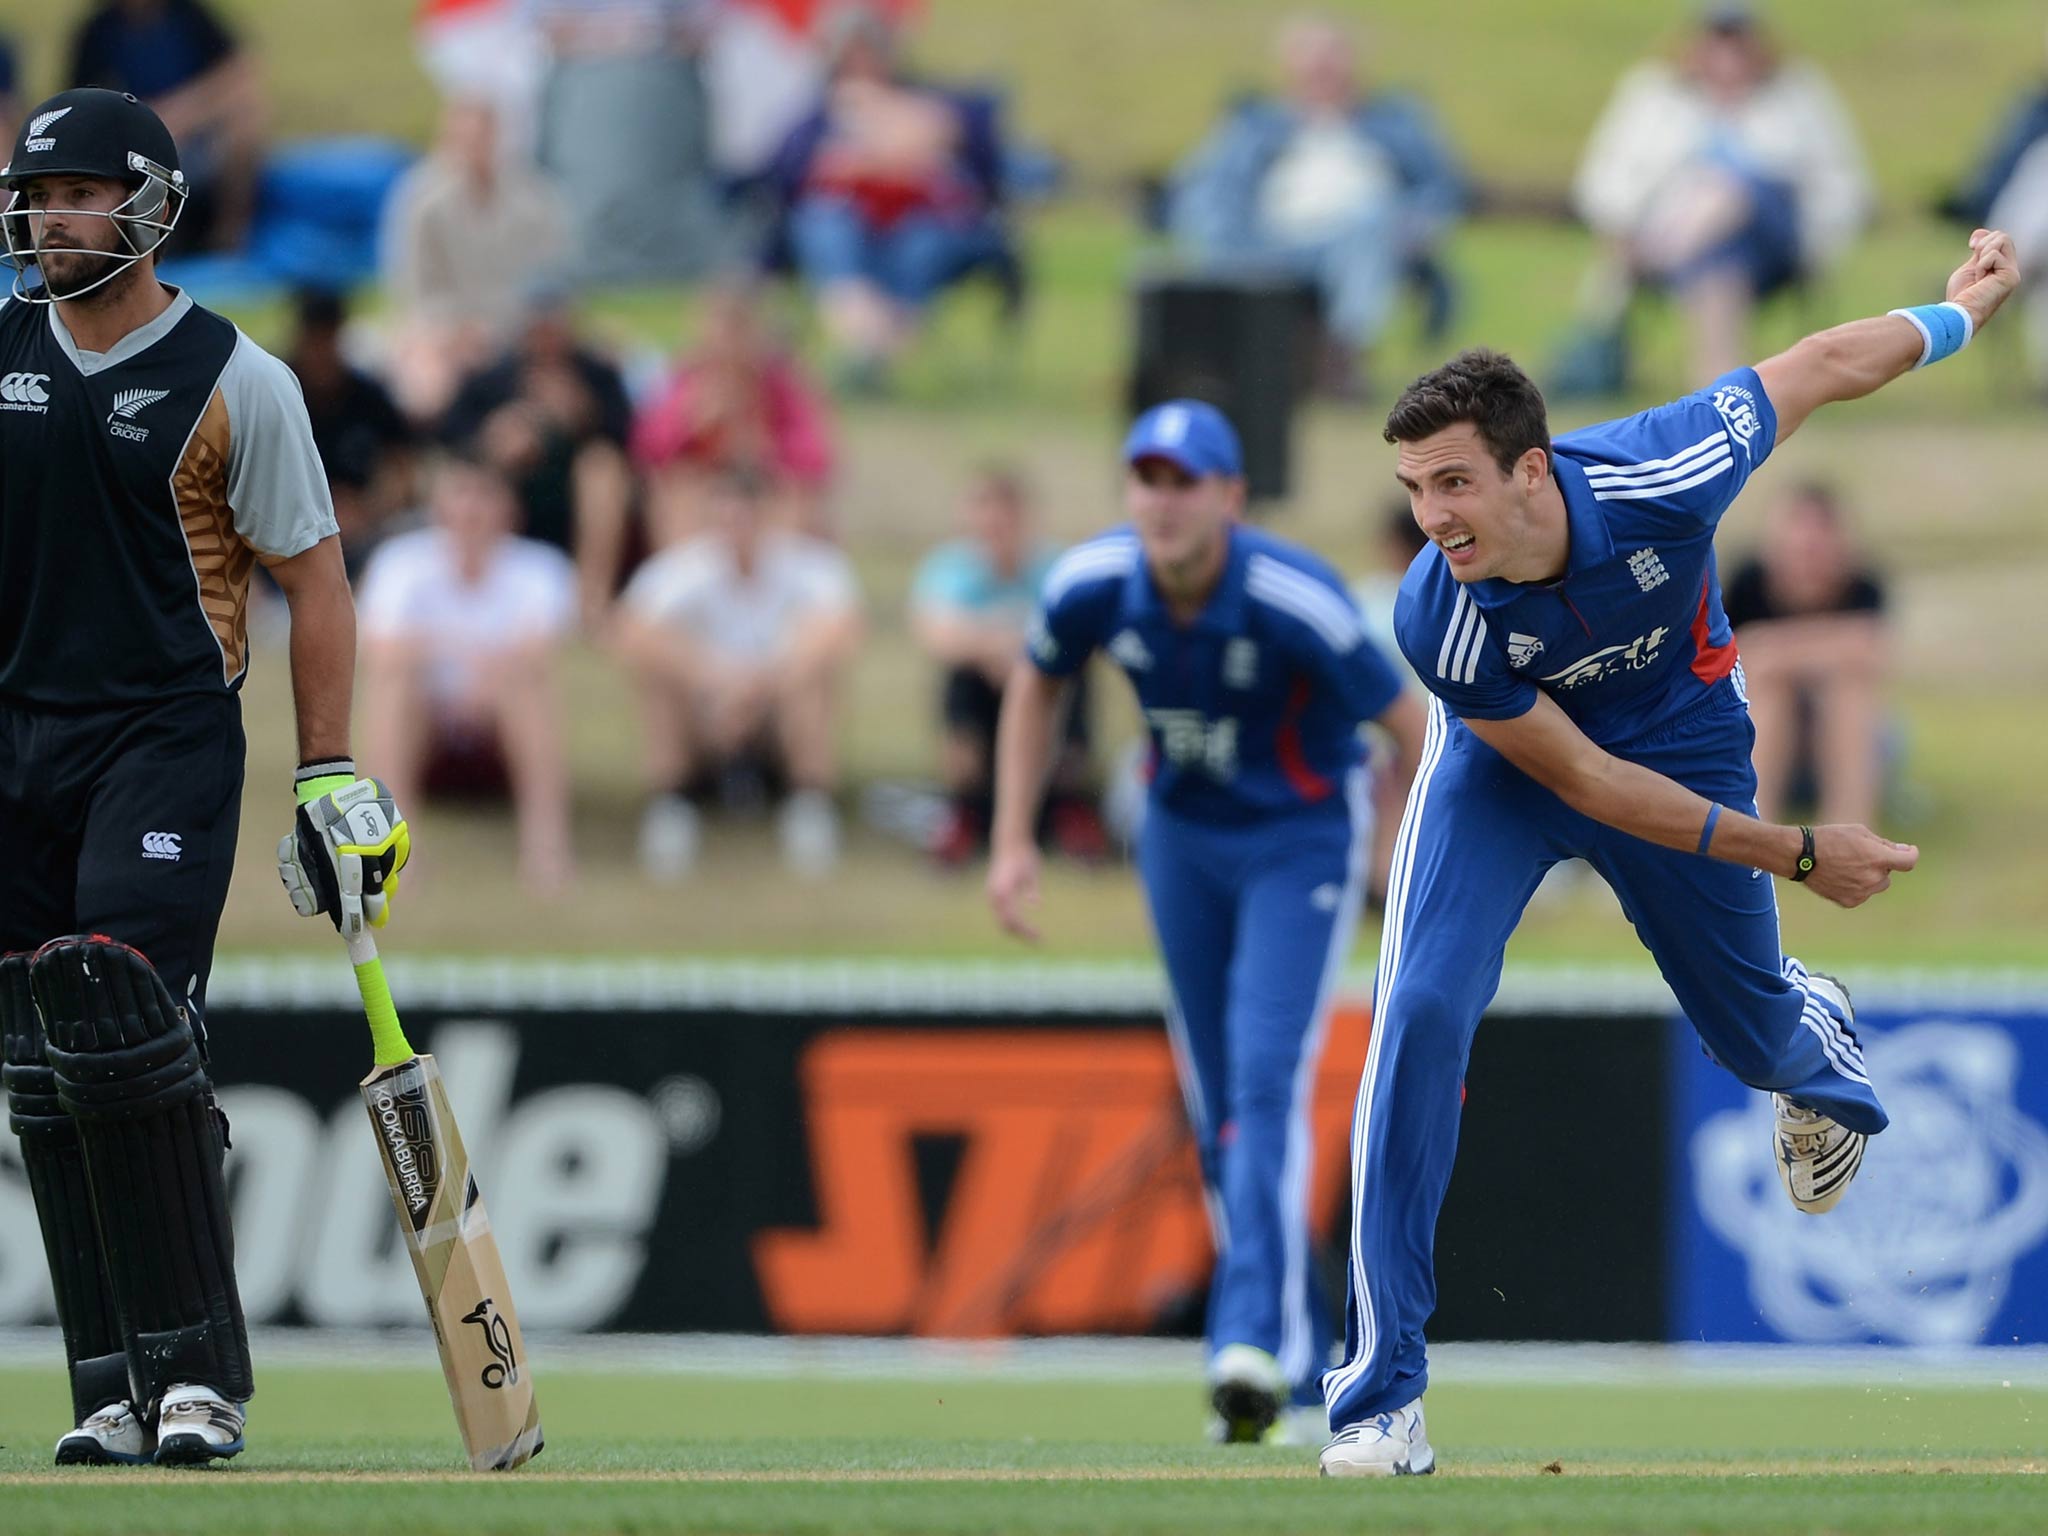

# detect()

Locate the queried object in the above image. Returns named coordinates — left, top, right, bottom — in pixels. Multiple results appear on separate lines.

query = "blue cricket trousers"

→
left=1138, top=770, right=1373, bottom=1405
left=1324, top=693, right=1888, bottom=1428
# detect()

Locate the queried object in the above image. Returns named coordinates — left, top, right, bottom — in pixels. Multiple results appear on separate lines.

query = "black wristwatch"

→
left=1790, top=825, right=1816, bottom=883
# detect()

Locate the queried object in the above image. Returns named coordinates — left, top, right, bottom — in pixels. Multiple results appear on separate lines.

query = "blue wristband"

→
left=1888, top=302, right=1974, bottom=368
left=1697, top=802, right=1723, bottom=857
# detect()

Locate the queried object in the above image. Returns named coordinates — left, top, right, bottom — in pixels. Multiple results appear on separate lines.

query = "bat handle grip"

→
left=346, top=932, right=415, bottom=1066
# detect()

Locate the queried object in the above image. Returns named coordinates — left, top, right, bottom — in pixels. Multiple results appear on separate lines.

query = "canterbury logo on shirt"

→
left=0, top=372, right=50, bottom=410
left=141, top=831, right=183, bottom=861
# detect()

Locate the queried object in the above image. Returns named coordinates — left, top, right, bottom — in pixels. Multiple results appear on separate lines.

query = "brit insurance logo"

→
left=1693, top=1019, right=2048, bottom=1345
left=1711, top=382, right=1765, bottom=456
left=0, top=372, right=50, bottom=413
left=24, top=106, right=71, bottom=154
left=1540, top=625, right=1669, bottom=690
left=108, top=387, right=170, bottom=443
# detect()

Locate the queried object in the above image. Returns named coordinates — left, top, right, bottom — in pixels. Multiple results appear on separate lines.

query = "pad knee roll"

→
left=30, top=936, right=253, bottom=1407
left=3, top=952, right=130, bottom=1421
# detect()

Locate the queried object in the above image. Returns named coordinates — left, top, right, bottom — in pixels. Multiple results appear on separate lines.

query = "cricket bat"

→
left=345, top=930, right=544, bottom=1471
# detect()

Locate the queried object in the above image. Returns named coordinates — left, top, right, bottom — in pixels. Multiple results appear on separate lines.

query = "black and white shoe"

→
left=1206, top=1344, right=1284, bottom=1445
left=1773, top=1094, right=1866, bottom=1213
left=54, top=1402, right=155, bottom=1466
left=1773, top=972, right=1868, bottom=1214
left=1320, top=1398, right=1435, bottom=1476
left=154, top=1383, right=246, bottom=1466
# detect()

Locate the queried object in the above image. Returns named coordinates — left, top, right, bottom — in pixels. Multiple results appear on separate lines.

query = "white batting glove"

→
left=278, top=774, right=411, bottom=938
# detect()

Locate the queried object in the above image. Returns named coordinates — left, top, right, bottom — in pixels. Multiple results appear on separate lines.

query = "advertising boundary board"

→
left=3, top=962, right=2044, bottom=1345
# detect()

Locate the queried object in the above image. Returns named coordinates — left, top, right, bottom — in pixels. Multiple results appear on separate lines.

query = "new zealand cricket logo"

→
left=463, top=1297, right=520, bottom=1389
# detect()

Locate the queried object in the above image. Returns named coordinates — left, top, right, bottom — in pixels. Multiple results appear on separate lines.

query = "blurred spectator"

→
left=67, top=0, right=268, bottom=251
left=771, top=3, right=1012, bottom=390
left=284, top=289, right=415, bottom=574
left=440, top=289, right=635, bottom=625
left=1167, top=12, right=1465, bottom=396
left=414, top=0, right=546, bottom=156
left=381, top=96, right=567, bottom=424
left=1722, top=483, right=1890, bottom=827
left=612, top=467, right=863, bottom=881
left=1957, top=32, right=2048, bottom=392
left=1566, top=2, right=1870, bottom=386
left=631, top=281, right=836, bottom=545
left=358, top=451, right=579, bottom=897
left=909, top=465, right=1103, bottom=867
left=1947, top=25, right=2048, bottom=230
left=531, top=0, right=724, bottom=284
left=705, top=0, right=923, bottom=182
left=0, top=30, right=20, bottom=152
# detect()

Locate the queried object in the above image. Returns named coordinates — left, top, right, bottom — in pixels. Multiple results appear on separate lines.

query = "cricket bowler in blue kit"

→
left=1319, top=228, right=2022, bottom=1478
left=987, top=401, right=1427, bottom=1443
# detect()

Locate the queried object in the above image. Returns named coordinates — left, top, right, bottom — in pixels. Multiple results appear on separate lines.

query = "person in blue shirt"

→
left=909, top=465, right=1102, bottom=865
left=988, top=400, right=1427, bottom=1443
left=67, top=0, right=264, bottom=251
left=1319, top=228, right=2021, bottom=1479
left=1168, top=14, right=1465, bottom=393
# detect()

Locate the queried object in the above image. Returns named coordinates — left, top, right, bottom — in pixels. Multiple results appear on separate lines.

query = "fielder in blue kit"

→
left=987, top=400, right=1426, bottom=1443
left=1319, top=228, right=2022, bottom=1478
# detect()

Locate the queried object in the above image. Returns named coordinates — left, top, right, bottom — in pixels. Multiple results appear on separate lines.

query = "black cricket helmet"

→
left=1, top=88, right=187, bottom=303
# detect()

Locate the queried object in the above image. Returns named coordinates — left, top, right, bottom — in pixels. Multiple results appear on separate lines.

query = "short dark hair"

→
left=1384, top=348, right=1551, bottom=474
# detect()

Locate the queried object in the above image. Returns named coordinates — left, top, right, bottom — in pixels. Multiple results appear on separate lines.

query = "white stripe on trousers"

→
left=1161, top=995, right=1229, bottom=1249
left=1275, top=767, right=1374, bottom=1387
left=1324, top=698, right=1450, bottom=1406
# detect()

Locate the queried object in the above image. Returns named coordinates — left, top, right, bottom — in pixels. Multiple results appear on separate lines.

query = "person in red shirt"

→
left=631, top=282, right=836, bottom=543
left=772, top=5, right=1008, bottom=389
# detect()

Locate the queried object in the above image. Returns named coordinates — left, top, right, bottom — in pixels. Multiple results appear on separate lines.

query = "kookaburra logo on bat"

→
left=463, top=1297, right=520, bottom=1389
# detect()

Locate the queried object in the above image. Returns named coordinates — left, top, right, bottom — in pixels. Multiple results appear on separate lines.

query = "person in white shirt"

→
left=612, top=464, right=863, bottom=879
left=357, top=451, right=579, bottom=895
left=1567, top=2, right=1871, bottom=385
left=379, top=96, right=567, bottom=424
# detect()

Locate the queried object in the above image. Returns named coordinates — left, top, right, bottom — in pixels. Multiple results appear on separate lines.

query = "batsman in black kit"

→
left=0, top=89, right=410, bottom=1466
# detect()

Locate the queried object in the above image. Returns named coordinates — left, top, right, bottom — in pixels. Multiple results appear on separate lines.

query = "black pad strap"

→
left=3, top=952, right=131, bottom=1422
left=31, top=937, right=253, bottom=1406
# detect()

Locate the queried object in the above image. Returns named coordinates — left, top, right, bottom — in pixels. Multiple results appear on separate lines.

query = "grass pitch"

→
left=3, top=1360, right=2044, bottom=1535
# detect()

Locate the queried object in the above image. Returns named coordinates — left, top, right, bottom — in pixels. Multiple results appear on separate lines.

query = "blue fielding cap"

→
left=1123, top=399, right=1243, bottom=479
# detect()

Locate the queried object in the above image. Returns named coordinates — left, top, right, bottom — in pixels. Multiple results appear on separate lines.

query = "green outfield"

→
left=3, top=1363, right=2043, bottom=1535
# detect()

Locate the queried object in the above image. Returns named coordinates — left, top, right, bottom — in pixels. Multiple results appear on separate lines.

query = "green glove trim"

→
left=295, top=773, right=356, bottom=807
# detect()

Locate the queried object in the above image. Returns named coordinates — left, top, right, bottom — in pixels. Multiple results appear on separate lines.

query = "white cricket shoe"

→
left=1207, top=1343, right=1284, bottom=1445
left=1773, top=1094, right=1866, bottom=1213
left=154, top=1383, right=246, bottom=1466
left=1320, top=1398, right=1435, bottom=1477
left=778, top=791, right=841, bottom=879
left=1773, top=972, right=1868, bottom=1214
left=638, top=796, right=701, bottom=883
left=54, top=1402, right=154, bottom=1466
